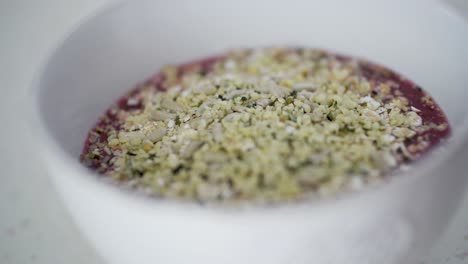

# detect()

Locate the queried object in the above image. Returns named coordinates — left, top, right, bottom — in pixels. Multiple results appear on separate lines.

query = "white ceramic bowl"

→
left=32, top=0, right=468, bottom=263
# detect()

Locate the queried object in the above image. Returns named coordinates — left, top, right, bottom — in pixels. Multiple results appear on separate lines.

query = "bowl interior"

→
left=37, top=0, right=468, bottom=159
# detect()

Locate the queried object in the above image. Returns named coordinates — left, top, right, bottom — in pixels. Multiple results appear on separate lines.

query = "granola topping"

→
left=81, top=48, right=451, bottom=203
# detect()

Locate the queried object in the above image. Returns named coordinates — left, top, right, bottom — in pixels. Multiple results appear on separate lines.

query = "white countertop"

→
left=1, top=1, right=467, bottom=263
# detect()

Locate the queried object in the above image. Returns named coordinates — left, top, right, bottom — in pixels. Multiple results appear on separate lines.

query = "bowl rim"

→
left=28, top=0, right=468, bottom=215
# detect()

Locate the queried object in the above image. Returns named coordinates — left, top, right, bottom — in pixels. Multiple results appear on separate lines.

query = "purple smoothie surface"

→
left=81, top=49, right=451, bottom=178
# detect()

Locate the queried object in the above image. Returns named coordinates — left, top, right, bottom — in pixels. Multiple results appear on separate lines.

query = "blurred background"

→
left=1, top=0, right=468, bottom=263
